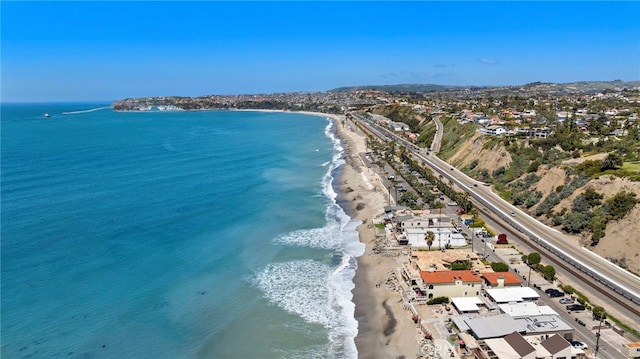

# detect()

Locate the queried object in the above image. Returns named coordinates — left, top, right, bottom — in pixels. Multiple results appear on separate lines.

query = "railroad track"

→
left=475, top=205, right=640, bottom=319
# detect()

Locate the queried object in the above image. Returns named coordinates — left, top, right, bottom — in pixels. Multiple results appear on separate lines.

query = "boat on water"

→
left=43, top=113, right=51, bottom=118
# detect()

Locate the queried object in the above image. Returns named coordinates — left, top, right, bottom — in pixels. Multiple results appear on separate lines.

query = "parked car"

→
left=544, top=288, right=558, bottom=294
left=559, top=297, right=575, bottom=304
left=549, top=290, right=565, bottom=297
left=571, top=341, right=588, bottom=350
left=567, top=304, right=586, bottom=311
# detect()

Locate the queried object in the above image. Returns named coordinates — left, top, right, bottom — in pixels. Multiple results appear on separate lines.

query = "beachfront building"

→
left=482, top=272, right=523, bottom=288
left=419, top=270, right=483, bottom=299
left=480, top=331, right=584, bottom=359
left=485, top=287, right=540, bottom=303
left=483, top=331, right=536, bottom=359
left=450, top=297, right=485, bottom=313
left=498, top=302, right=558, bottom=318
left=453, top=314, right=528, bottom=340
left=395, top=211, right=466, bottom=248
left=400, top=250, right=491, bottom=300
left=453, top=312, right=575, bottom=343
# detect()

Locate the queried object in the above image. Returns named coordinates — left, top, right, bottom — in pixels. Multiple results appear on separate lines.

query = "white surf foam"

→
left=62, top=106, right=111, bottom=115
left=262, top=118, right=362, bottom=358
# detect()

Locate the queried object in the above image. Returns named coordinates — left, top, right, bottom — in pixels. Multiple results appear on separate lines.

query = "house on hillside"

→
left=479, top=126, right=507, bottom=136
left=389, top=121, right=410, bottom=132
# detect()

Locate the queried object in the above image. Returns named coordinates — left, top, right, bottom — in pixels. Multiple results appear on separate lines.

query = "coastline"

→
left=327, top=113, right=419, bottom=358
left=109, top=107, right=418, bottom=357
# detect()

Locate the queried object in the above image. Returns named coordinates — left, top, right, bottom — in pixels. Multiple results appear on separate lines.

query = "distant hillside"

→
left=329, top=84, right=474, bottom=93
left=330, top=80, right=640, bottom=94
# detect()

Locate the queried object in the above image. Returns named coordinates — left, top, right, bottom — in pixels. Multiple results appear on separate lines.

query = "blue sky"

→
left=2, top=1, right=639, bottom=102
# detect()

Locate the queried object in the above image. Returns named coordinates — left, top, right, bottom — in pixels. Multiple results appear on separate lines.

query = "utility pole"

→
left=595, top=313, right=605, bottom=357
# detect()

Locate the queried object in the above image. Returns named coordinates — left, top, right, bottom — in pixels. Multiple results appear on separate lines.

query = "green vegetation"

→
left=558, top=284, right=640, bottom=337
left=535, top=174, right=590, bottom=216
left=527, top=252, right=542, bottom=266
left=542, top=264, right=556, bottom=280
left=451, top=261, right=472, bottom=270
left=438, top=115, right=478, bottom=159
left=490, top=262, right=509, bottom=272
left=369, top=104, right=425, bottom=132
left=374, top=223, right=386, bottom=229
left=427, top=296, right=449, bottom=305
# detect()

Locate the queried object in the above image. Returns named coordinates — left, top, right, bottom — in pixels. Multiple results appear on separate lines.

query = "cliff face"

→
left=447, top=134, right=640, bottom=275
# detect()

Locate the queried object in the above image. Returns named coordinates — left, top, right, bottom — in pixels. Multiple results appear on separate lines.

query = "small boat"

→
left=43, top=113, right=51, bottom=118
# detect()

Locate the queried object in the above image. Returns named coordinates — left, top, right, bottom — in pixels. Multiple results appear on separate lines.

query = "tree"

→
left=425, top=231, right=435, bottom=250
left=526, top=253, right=541, bottom=287
left=542, top=265, right=556, bottom=281
left=490, top=262, right=509, bottom=272
left=601, top=153, right=623, bottom=171
left=527, top=253, right=541, bottom=266
left=592, top=305, right=606, bottom=320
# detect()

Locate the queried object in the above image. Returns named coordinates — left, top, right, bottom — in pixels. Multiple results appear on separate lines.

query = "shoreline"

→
left=328, top=113, right=419, bottom=358
left=115, top=107, right=416, bottom=357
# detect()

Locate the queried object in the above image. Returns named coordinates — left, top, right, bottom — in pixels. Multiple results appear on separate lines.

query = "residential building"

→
left=482, top=272, right=523, bottom=288
left=419, top=270, right=483, bottom=299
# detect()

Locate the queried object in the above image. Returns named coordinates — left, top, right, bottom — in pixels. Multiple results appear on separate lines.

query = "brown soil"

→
left=446, top=134, right=640, bottom=275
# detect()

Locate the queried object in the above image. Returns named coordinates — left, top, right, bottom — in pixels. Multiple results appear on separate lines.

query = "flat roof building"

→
left=485, top=287, right=539, bottom=303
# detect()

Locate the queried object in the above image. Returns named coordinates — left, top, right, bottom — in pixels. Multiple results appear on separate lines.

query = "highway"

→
left=350, top=112, right=640, bottom=320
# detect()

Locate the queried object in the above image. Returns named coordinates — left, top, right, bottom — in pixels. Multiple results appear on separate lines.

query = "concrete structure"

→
left=453, top=314, right=528, bottom=339
left=485, top=287, right=539, bottom=303
left=498, top=302, right=557, bottom=317
left=514, top=315, right=574, bottom=341
left=396, top=212, right=466, bottom=248
left=451, top=297, right=484, bottom=313
left=622, top=342, right=640, bottom=358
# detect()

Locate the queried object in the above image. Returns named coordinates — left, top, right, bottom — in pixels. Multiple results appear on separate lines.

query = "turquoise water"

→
left=1, top=104, right=363, bottom=358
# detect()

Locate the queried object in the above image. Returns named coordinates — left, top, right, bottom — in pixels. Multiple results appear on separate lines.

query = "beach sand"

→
left=327, top=113, right=420, bottom=358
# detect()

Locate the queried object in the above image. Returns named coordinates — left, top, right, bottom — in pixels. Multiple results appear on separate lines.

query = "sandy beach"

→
left=324, top=113, right=420, bottom=358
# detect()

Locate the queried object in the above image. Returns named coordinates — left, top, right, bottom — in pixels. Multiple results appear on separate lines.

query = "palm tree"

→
left=425, top=231, right=435, bottom=250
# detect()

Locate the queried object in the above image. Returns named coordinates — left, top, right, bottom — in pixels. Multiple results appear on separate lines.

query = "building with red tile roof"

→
left=482, top=272, right=523, bottom=288
left=419, top=270, right=483, bottom=299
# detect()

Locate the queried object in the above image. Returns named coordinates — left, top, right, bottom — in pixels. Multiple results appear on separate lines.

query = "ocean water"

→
left=1, top=104, right=364, bottom=358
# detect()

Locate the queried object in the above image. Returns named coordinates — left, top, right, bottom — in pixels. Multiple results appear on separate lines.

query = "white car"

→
left=571, top=341, right=588, bottom=350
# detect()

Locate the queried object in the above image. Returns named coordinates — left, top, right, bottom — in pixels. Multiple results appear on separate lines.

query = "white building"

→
left=396, top=213, right=466, bottom=248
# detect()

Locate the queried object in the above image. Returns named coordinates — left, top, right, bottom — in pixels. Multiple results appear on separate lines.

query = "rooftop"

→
left=485, top=287, right=540, bottom=303
left=498, top=302, right=558, bottom=317
left=420, top=270, right=483, bottom=284
left=410, top=249, right=481, bottom=272
left=451, top=296, right=484, bottom=312
left=453, top=314, right=528, bottom=339
left=515, top=315, right=574, bottom=333
left=482, top=272, right=523, bottom=286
